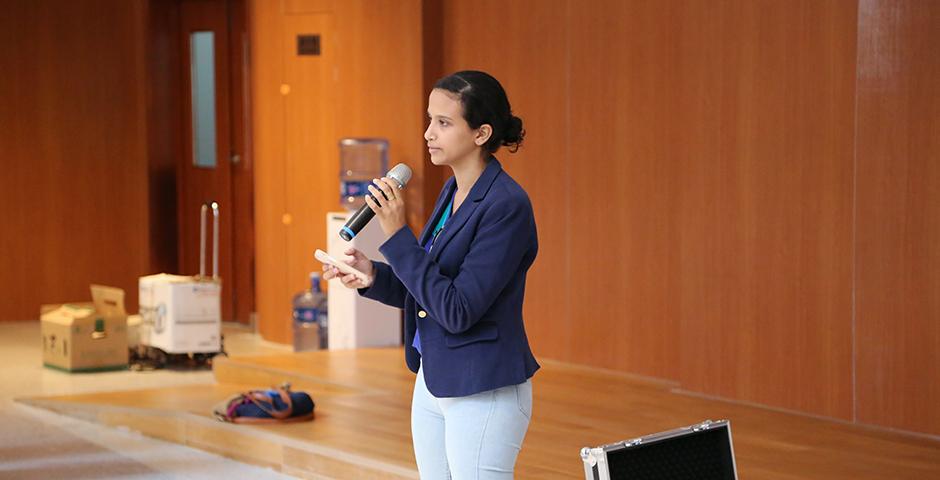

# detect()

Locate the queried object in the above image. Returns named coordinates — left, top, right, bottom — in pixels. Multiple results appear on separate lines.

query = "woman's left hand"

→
left=365, top=177, right=407, bottom=237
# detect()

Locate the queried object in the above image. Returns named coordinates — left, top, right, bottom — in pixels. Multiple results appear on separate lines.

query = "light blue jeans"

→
left=412, top=365, right=533, bottom=479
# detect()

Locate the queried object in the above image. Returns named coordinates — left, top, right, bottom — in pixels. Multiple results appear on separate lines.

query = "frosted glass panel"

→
left=190, top=31, right=216, bottom=168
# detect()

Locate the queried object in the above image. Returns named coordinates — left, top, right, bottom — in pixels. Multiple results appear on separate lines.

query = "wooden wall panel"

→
left=420, top=0, right=446, bottom=217
left=856, top=0, right=940, bottom=436
left=438, top=0, right=572, bottom=363
left=251, top=0, right=424, bottom=343
left=438, top=0, right=857, bottom=419
left=145, top=0, right=181, bottom=276
left=0, top=0, right=151, bottom=319
left=568, top=0, right=686, bottom=382
left=333, top=1, right=425, bottom=241
left=282, top=12, right=336, bottom=343
left=675, top=0, right=857, bottom=420
left=250, top=0, right=291, bottom=342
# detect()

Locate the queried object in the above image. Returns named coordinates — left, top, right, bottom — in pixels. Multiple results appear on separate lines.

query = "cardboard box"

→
left=126, top=314, right=142, bottom=347
left=138, top=273, right=221, bottom=354
left=41, top=285, right=128, bottom=372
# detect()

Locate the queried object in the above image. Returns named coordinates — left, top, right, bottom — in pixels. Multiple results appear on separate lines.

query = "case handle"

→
left=199, top=201, right=220, bottom=280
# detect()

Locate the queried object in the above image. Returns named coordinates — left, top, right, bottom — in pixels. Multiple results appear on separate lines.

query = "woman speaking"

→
left=323, top=70, right=539, bottom=479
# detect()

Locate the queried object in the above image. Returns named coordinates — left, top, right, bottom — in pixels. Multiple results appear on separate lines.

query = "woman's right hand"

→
left=322, top=248, right=375, bottom=289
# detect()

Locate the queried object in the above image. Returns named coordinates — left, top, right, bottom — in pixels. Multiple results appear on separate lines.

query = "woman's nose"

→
left=424, top=125, right=434, bottom=141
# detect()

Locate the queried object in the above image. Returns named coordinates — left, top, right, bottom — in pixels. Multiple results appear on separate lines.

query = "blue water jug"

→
left=292, top=272, right=328, bottom=351
left=339, top=138, right=388, bottom=211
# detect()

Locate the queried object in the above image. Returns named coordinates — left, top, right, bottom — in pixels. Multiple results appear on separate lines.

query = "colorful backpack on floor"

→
left=212, top=383, right=315, bottom=424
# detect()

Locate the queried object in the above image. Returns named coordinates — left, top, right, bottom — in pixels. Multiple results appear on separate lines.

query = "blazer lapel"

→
left=431, top=158, right=503, bottom=261
left=418, top=177, right=457, bottom=246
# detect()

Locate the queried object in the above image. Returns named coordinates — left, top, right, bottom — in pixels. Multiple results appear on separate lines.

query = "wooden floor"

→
left=18, top=348, right=940, bottom=479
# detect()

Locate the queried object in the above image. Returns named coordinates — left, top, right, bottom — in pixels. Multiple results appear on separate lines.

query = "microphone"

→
left=339, top=163, right=413, bottom=241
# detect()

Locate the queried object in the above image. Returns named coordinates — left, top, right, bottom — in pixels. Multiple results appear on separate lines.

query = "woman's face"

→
left=424, top=89, right=487, bottom=167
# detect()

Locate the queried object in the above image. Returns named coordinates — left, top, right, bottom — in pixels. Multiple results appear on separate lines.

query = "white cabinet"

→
left=325, top=212, right=401, bottom=349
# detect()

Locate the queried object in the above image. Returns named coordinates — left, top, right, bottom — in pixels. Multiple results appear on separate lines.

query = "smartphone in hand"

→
left=314, top=249, right=370, bottom=283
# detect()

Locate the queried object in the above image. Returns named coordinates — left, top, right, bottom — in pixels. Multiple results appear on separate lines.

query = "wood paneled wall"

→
left=0, top=0, right=160, bottom=318
left=249, top=0, right=288, bottom=341
left=251, top=0, right=425, bottom=343
left=146, top=0, right=182, bottom=276
left=243, top=0, right=938, bottom=436
left=436, top=0, right=574, bottom=379
left=439, top=0, right=856, bottom=418
left=434, top=0, right=938, bottom=436
left=855, top=0, right=940, bottom=436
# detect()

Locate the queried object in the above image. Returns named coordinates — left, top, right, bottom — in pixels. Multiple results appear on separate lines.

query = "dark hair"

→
left=433, top=70, right=525, bottom=153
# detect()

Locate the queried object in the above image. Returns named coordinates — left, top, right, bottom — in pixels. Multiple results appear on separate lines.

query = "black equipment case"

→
left=580, top=419, right=738, bottom=480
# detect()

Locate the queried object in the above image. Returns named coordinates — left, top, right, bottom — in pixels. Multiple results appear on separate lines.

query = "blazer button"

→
left=418, top=310, right=427, bottom=318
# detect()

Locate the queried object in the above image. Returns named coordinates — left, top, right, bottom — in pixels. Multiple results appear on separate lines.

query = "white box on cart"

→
left=138, top=273, right=221, bottom=354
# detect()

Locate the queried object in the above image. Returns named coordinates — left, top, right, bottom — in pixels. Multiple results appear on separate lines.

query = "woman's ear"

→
left=475, top=124, right=493, bottom=147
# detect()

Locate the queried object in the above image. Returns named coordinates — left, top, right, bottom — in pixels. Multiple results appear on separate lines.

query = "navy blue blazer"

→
left=360, top=158, right=540, bottom=397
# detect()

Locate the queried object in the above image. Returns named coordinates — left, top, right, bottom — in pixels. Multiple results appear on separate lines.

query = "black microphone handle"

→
left=339, top=202, right=376, bottom=241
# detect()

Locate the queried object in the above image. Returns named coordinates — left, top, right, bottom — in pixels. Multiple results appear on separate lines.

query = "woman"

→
left=323, top=70, right=539, bottom=479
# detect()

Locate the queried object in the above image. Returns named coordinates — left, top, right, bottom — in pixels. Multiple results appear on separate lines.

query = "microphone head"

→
left=387, top=163, right=413, bottom=188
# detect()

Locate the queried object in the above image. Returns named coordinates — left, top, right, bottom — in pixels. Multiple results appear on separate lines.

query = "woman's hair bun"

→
left=502, top=115, right=525, bottom=153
